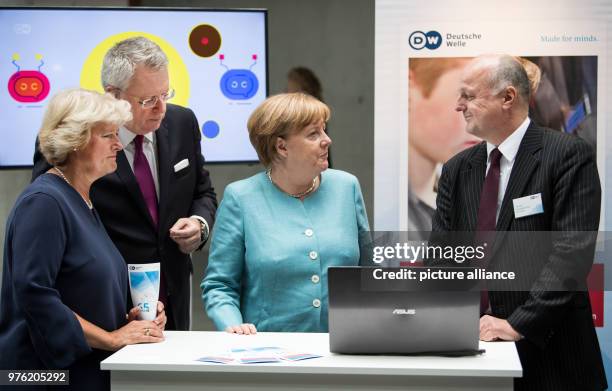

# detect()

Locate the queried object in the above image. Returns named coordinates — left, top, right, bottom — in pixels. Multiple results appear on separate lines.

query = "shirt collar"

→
left=486, top=116, right=530, bottom=163
left=119, top=126, right=155, bottom=148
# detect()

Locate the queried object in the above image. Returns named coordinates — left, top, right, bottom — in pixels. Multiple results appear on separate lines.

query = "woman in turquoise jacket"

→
left=201, top=93, right=370, bottom=333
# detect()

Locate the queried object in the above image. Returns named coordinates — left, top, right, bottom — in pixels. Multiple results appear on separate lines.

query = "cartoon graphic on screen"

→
left=189, top=24, right=222, bottom=58
left=219, top=54, right=259, bottom=100
left=8, top=53, right=50, bottom=103
left=1, top=8, right=267, bottom=166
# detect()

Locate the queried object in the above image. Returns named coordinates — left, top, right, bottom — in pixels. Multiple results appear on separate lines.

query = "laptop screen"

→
left=328, top=266, right=480, bottom=355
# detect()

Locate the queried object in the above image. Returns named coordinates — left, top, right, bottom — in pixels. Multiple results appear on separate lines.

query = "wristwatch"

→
left=199, top=219, right=210, bottom=244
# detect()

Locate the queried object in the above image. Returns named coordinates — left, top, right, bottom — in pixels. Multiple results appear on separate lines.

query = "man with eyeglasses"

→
left=32, top=36, right=218, bottom=331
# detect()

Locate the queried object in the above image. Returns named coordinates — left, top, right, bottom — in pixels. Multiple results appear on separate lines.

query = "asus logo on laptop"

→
left=392, top=308, right=416, bottom=315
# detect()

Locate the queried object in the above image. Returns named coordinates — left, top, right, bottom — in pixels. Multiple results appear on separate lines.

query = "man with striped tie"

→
left=431, top=54, right=606, bottom=391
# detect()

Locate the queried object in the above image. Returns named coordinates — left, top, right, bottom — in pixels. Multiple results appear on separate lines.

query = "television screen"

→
left=0, top=7, right=268, bottom=167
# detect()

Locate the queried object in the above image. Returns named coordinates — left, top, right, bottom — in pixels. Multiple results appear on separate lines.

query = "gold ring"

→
left=144, top=328, right=151, bottom=336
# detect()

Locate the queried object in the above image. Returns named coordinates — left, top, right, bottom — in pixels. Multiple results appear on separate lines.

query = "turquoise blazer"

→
left=201, top=169, right=370, bottom=332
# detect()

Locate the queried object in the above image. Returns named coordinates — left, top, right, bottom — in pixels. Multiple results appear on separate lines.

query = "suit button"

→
left=311, top=275, right=320, bottom=284
left=305, top=229, right=314, bottom=237
left=309, top=251, right=318, bottom=260
left=312, top=299, right=321, bottom=308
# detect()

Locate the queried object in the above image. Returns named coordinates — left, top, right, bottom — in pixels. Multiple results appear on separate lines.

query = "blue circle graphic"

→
left=425, top=31, right=442, bottom=49
left=202, top=120, right=220, bottom=138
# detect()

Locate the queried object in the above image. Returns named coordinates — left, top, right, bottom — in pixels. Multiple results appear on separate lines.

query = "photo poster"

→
left=375, top=4, right=611, bottom=381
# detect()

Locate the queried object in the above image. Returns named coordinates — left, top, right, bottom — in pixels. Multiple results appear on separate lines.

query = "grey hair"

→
left=38, top=88, right=132, bottom=166
left=487, top=55, right=531, bottom=105
left=101, top=36, right=168, bottom=90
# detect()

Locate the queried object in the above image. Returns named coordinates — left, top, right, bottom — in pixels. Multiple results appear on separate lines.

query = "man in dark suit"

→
left=32, top=37, right=217, bottom=331
left=432, top=54, right=606, bottom=390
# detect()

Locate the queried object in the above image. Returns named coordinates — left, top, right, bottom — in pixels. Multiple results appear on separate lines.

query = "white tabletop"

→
left=101, top=331, right=522, bottom=378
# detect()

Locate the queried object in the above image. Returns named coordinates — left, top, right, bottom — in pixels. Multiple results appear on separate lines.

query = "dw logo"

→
left=409, top=31, right=443, bottom=50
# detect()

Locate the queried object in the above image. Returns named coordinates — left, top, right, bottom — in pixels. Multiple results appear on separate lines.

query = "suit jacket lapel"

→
left=462, top=143, right=487, bottom=231
left=156, top=124, right=171, bottom=232
left=491, top=123, right=542, bottom=257
left=115, top=150, right=157, bottom=228
left=496, top=124, right=542, bottom=231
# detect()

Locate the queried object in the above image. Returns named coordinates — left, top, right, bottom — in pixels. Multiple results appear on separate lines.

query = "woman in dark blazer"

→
left=0, top=89, right=166, bottom=390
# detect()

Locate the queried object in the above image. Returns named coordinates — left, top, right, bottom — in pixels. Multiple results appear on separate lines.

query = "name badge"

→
left=513, top=193, right=544, bottom=218
left=174, top=158, right=189, bottom=172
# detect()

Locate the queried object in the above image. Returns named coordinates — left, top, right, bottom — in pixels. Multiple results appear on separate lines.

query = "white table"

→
left=101, top=331, right=522, bottom=390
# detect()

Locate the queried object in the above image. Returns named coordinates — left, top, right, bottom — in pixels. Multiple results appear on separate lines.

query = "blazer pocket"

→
left=173, top=158, right=191, bottom=179
left=512, top=213, right=547, bottom=230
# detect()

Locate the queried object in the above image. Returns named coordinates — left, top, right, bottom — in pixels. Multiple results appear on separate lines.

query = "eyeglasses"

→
left=116, top=88, right=175, bottom=109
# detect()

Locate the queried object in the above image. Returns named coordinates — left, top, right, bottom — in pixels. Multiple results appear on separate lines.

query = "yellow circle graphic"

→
left=80, top=32, right=189, bottom=107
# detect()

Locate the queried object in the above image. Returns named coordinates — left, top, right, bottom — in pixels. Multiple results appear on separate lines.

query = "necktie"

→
left=476, top=148, right=502, bottom=314
left=133, top=135, right=158, bottom=227
left=133, top=135, right=167, bottom=308
left=476, top=148, right=502, bottom=232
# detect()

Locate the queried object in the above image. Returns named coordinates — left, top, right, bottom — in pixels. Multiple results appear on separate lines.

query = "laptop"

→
left=328, top=266, right=481, bottom=355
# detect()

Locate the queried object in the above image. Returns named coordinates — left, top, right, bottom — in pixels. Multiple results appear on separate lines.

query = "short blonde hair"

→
left=247, top=93, right=330, bottom=167
left=516, top=57, right=541, bottom=97
left=38, top=88, right=132, bottom=166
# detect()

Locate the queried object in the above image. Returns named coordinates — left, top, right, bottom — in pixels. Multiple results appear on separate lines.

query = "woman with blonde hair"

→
left=202, top=93, right=369, bottom=334
left=0, top=89, right=166, bottom=391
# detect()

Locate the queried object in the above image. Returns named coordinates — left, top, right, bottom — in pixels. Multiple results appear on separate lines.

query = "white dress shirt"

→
left=485, top=116, right=531, bottom=222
